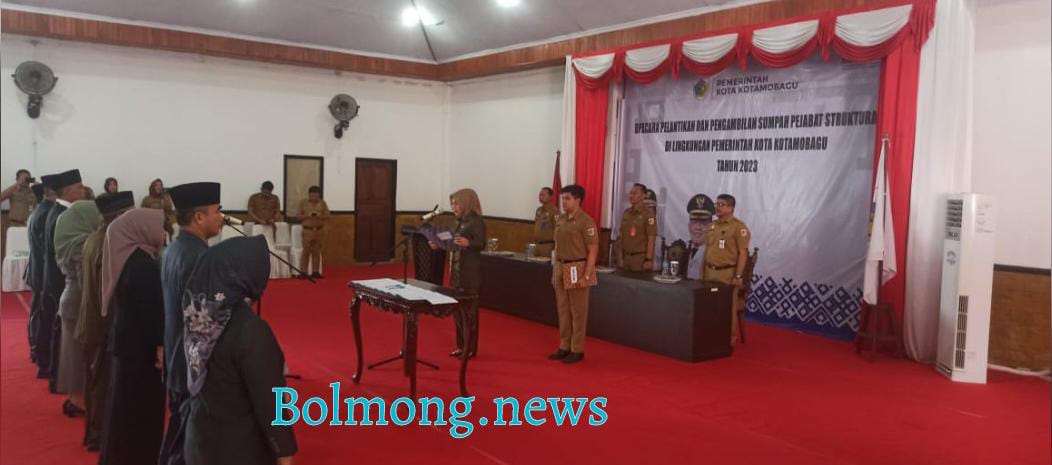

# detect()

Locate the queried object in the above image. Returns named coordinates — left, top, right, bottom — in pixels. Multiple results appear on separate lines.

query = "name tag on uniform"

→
left=718, top=239, right=726, bottom=249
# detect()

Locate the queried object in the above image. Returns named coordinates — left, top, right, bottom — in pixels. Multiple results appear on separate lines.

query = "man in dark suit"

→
left=159, top=182, right=224, bottom=465
left=25, top=182, right=54, bottom=369
left=36, top=169, right=85, bottom=392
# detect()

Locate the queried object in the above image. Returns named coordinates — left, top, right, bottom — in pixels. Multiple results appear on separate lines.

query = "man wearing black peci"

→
left=159, top=182, right=224, bottom=465
left=38, top=170, right=85, bottom=394
left=26, top=182, right=54, bottom=368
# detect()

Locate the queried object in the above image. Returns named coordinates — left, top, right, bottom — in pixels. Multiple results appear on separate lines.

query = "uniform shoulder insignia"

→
left=647, top=217, right=655, bottom=225
left=587, top=227, right=596, bottom=236
left=740, top=228, right=748, bottom=237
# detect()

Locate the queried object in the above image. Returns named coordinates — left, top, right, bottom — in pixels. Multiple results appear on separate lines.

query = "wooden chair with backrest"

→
left=737, top=248, right=759, bottom=343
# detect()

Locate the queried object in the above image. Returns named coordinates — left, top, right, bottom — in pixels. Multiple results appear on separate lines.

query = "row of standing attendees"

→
left=22, top=170, right=296, bottom=465
left=1, top=172, right=186, bottom=227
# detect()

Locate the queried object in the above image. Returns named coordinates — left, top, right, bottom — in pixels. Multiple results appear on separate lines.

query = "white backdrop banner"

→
left=616, top=56, right=880, bottom=339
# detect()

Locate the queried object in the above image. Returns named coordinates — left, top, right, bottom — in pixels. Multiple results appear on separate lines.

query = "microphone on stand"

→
left=421, top=204, right=444, bottom=222
left=223, top=215, right=244, bottom=225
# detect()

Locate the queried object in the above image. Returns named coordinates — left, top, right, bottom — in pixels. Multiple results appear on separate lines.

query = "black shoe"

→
left=63, top=400, right=85, bottom=418
left=48, top=380, right=58, bottom=394
left=311, top=272, right=323, bottom=279
left=449, top=349, right=476, bottom=359
left=297, top=274, right=309, bottom=280
left=561, top=352, right=584, bottom=364
left=547, top=349, right=570, bottom=360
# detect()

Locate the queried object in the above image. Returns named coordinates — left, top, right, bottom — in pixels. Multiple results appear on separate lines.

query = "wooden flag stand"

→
left=854, top=260, right=904, bottom=359
left=854, top=135, right=904, bottom=360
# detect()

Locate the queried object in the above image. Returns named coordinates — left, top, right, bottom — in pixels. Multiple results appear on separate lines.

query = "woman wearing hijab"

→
left=141, top=178, right=176, bottom=226
left=182, top=236, right=297, bottom=465
left=103, top=177, right=119, bottom=194
left=54, top=200, right=102, bottom=417
left=437, top=189, right=486, bottom=358
left=75, top=191, right=134, bottom=451
left=98, top=208, right=168, bottom=465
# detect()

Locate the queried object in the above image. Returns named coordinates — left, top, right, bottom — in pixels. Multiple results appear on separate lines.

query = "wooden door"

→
left=354, top=158, right=396, bottom=262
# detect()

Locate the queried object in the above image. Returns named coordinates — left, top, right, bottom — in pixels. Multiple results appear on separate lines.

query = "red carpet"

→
left=2, top=265, right=1049, bottom=465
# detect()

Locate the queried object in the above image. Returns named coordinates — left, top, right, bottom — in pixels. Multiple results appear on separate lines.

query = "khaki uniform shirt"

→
left=533, top=203, right=558, bottom=244
left=141, top=194, right=176, bottom=225
left=8, top=184, right=37, bottom=224
left=248, top=192, right=282, bottom=224
left=619, top=203, right=657, bottom=254
left=554, top=210, right=598, bottom=262
left=298, top=199, right=330, bottom=228
left=703, top=215, right=751, bottom=268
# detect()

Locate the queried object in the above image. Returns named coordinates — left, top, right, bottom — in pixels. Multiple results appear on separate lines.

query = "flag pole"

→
left=877, top=134, right=890, bottom=307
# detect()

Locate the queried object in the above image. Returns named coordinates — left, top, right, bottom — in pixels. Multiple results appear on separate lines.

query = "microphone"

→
left=421, top=205, right=443, bottom=222
left=223, top=215, right=244, bottom=225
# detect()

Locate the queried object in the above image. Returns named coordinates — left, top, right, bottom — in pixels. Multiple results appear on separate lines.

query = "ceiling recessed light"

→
left=401, top=6, right=440, bottom=27
left=496, top=0, right=521, bottom=7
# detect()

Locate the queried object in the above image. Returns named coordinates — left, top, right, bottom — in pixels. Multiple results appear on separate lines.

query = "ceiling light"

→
left=401, top=6, right=439, bottom=27
left=495, top=0, right=521, bottom=7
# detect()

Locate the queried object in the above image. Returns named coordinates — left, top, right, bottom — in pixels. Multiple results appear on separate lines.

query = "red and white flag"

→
left=863, top=137, right=896, bottom=305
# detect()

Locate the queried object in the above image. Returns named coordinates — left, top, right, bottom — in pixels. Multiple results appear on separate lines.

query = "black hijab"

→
left=182, top=236, right=270, bottom=395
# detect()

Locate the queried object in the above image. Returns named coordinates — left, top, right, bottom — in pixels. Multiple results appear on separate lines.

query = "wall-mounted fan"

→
left=12, top=61, right=58, bottom=119
left=329, top=94, right=360, bottom=139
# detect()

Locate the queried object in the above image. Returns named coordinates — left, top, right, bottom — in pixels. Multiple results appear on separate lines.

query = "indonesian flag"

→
left=863, top=137, right=896, bottom=305
left=552, top=150, right=562, bottom=207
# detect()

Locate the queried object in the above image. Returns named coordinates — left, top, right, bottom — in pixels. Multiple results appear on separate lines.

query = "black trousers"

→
left=49, top=316, right=62, bottom=383
left=27, top=289, right=42, bottom=359
left=33, top=293, right=59, bottom=375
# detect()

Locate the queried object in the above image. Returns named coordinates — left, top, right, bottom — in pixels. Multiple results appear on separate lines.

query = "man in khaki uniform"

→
left=297, top=185, right=330, bottom=279
left=702, top=194, right=751, bottom=342
left=247, top=181, right=283, bottom=226
left=532, top=187, right=559, bottom=257
left=2, top=169, right=38, bottom=226
left=548, top=185, right=598, bottom=364
left=618, top=183, right=657, bottom=271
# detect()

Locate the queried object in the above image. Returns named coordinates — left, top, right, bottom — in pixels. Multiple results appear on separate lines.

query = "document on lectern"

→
left=420, top=225, right=460, bottom=251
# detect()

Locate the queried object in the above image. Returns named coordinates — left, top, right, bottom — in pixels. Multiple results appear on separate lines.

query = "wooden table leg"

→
left=458, top=307, right=471, bottom=397
left=350, top=296, right=364, bottom=384
left=406, top=311, right=419, bottom=400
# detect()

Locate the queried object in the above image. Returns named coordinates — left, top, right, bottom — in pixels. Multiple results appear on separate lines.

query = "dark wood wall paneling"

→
left=4, top=0, right=904, bottom=82
left=0, top=9, right=438, bottom=80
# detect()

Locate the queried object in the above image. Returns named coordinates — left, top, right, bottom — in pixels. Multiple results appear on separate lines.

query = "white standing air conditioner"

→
left=936, top=194, right=996, bottom=384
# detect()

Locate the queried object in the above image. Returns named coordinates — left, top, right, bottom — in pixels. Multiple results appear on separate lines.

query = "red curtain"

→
left=870, top=13, right=926, bottom=324
left=678, top=42, right=738, bottom=77
left=624, top=47, right=676, bottom=84
left=574, top=66, right=615, bottom=222
left=749, top=33, right=820, bottom=69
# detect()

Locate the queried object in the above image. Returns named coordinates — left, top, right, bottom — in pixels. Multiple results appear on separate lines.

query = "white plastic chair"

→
left=260, top=230, right=291, bottom=280
left=2, top=226, right=31, bottom=292
left=274, top=222, right=291, bottom=250
left=288, top=224, right=322, bottom=275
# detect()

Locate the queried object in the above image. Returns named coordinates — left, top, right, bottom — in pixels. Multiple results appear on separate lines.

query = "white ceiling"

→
left=1, top=0, right=765, bottom=62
